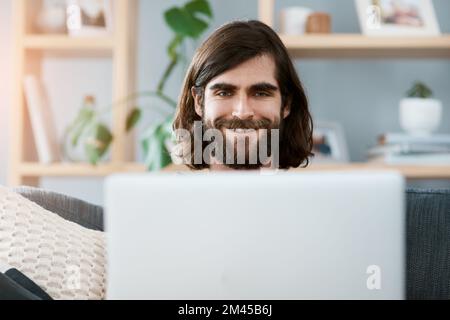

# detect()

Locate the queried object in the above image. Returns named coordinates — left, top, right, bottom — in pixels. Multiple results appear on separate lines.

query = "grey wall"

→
left=0, top=0, right=449, bottom=205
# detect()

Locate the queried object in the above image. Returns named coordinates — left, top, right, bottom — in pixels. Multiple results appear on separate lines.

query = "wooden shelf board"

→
left=19, top=162, right=147, bottom=177
left=23, top=35, right=115, bottom=51
left=163, top=163, right=450, bottom=179
left=298, top=163, right=450, bottom=179
left=280, top=34, right=450, bottom=58
left=17, top=162, right=450, bottom=179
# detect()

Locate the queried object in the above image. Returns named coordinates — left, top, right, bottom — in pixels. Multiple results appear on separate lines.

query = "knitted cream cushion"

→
left=0, top=186, right=106, bottom=300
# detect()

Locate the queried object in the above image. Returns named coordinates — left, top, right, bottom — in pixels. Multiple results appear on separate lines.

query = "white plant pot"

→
left=399, top=98, right=442, bottom=136
left=280, top=7, right=313, bottom=35
left=36, top=6, right=67, bottom=34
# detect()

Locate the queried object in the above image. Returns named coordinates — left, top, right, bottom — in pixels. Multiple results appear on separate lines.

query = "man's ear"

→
left=191, top=87, right=203, bottom=117
left=282, top=98, right=292, bottom=119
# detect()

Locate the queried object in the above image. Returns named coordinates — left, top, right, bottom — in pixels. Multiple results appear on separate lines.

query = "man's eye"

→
left=255, top=92, right=270, bottom=97
left=217, top=91, right=231, bottom=97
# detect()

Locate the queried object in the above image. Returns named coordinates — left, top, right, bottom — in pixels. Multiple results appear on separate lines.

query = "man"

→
left=173, top=20, right=313, bottom=171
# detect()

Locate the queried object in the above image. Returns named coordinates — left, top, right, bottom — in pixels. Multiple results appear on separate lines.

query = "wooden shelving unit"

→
left=8, top=0, right=138, bottom=187
left=258, top=0, right=450, bottom=179
left=18, top=163, right=146, bottom=177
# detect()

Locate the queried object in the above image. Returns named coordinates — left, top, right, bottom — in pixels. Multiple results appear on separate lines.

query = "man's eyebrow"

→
left=209, top=83, right=238, bottom=91
left=209, top=82, right=278, bottom=92
left=249, top=82, right=279, bottom=92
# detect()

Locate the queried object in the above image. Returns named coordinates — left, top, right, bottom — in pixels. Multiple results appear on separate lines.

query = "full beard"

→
left=203, top=116, right=281, bottom=170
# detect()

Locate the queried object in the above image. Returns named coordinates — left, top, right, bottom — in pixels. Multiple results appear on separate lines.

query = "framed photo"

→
left=66, top=0, right=113, bottom=37
left=311, top=122, right=350, bottom=164
left=355, top=0, right=440, bottom=36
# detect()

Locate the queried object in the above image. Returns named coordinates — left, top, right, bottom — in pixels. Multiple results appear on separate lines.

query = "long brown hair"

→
left=173, top=20, right=313, bottom=170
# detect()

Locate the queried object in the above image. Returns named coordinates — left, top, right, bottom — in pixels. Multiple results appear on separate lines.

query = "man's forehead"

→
left=206, top=55, right=278, bottom=89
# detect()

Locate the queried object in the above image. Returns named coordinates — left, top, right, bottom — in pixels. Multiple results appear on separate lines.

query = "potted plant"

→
left=399, top=81, right=443, bottom=136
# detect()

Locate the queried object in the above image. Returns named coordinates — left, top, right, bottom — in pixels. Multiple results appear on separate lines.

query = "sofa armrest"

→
left=12, top=186, right=104, bottom=232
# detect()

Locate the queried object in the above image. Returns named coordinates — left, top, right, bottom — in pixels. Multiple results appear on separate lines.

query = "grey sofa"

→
left=13, top=186, right=450, bottom=300
left=406, top=189, right=450, bottom=299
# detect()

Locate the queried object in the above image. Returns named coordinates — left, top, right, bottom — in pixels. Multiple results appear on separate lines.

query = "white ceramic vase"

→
left=280, top=7, right=313, bottom=35
left=399, top=98, right=443, bottom=136
left=36, top=1, right=66, bottom=34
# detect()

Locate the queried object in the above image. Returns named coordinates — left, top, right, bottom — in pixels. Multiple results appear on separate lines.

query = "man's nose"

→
left=232, top=96, right=254, bottom=120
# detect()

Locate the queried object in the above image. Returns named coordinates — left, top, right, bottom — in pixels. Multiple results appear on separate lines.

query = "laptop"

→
left=104, top=171, right=406, bottom=300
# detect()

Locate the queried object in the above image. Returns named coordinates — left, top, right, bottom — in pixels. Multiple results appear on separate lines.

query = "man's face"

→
left=192, top=54, right=290, bottom=169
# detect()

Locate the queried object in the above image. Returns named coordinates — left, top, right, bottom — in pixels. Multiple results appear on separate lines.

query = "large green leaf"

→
left=164, top=0, right=212, bottom=39
left=126, top=107, right=142, bottom=132
left=185, top=0, right=213, bottom=19
left=141, top=116, right=174, bottom=171
left=165, top=8, right=208, bottom=38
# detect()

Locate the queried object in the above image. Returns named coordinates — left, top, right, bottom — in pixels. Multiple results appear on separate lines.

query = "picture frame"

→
left=355, top=0, right=440, bottom=36
left=66, top=0, right=113, bottom=37
left=311, top=121, right=350, bottom=164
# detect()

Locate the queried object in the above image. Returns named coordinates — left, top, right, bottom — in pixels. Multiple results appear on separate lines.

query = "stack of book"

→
left=367, top=133, right=450, bottom=165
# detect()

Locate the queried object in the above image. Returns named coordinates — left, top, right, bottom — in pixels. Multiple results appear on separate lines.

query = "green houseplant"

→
left=406, top=81, right=433, bottom=99
left=62, top=0, right=213, bottom=170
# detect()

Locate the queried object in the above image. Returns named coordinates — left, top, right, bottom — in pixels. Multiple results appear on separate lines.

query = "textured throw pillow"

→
left=0, top=186, right=106, bottom=300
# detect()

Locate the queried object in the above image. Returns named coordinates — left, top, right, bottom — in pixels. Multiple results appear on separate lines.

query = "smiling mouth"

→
left=227, top=128, right=258, bottom=133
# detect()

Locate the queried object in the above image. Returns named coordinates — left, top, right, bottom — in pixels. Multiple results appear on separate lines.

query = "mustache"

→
left=212, top=117, right=275, bottom=130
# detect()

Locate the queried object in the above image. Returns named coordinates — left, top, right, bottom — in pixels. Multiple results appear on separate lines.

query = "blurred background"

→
left=0, top=0, right=449, bottom=205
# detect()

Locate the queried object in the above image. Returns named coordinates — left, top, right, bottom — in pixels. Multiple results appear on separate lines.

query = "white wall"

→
left=0, top=0, right=12, bottom=188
